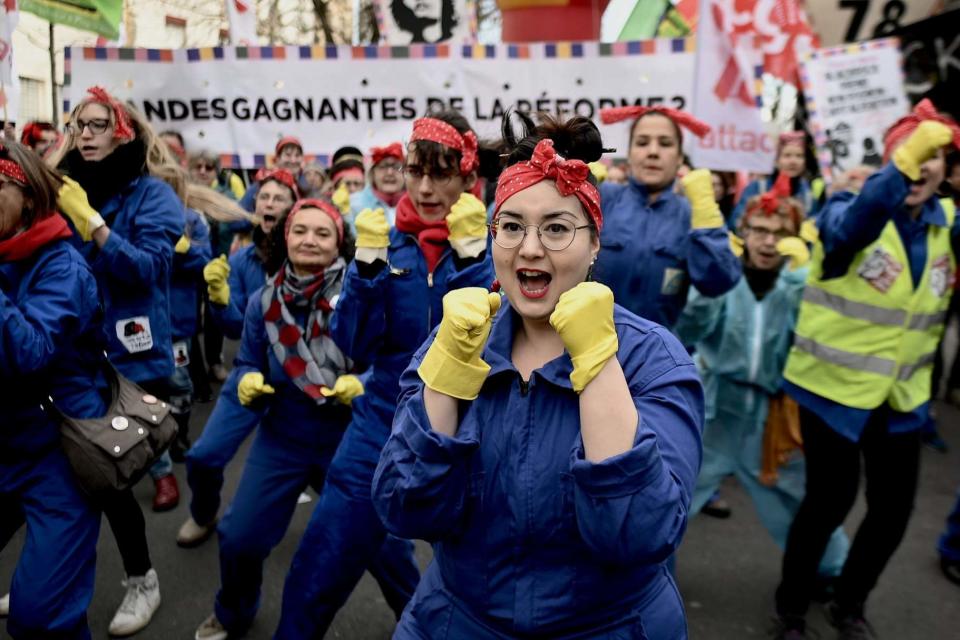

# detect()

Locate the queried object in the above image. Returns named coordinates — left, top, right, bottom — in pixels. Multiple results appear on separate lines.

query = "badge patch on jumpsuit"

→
left=661, top=268, right=686, bottom=295
left=929, top=255, right=953, bottom=298
left=116, top=316, right=154, bottom=353
left=172, top=340, right=190, bottom=367
left=857, top=248, right=902, bottom=293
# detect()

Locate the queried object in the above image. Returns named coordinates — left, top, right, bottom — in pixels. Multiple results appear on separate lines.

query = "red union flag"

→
left=710, top=0, right=819, bottom=105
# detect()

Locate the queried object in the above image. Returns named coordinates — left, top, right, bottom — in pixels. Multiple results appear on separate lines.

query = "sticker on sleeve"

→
left=116, top=317, right=154, bottom=354
left=172, top=341, right=190, bottom=368
left=929, top=255, right=953, bottom=298
left=661, top=267, right=687, bottom=295
left=856, top=248, right=903, bottom=293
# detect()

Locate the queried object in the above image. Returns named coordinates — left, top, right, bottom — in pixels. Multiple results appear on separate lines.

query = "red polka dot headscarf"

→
left=494, top=139, right=603, bottom=232
left=882, top=99, right=960, bottom=163
left=284, top=198, right=345, bottom=247
left=409, top=118, right=479, bottom=175
left=599, top=105, right=711, bottom=139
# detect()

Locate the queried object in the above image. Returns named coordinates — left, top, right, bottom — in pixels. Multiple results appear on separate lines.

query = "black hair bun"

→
left=500, top=111, right=603, bottom=168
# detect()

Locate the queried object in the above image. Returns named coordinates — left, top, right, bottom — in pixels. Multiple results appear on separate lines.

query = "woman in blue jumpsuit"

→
left=0, top=141, right=104, bottom=639
left=179, top=169, right=298, bottom=546
left=728, top=131, right=817, bottom=229
left=192, top=199, right=415, bottom=638
left=51, top=86, right=186, bottom=635
left=273, top=111, right=493, bottom=637
left=373, top=116, right=703, bottom=639
left=674, top=188, right=848, bottom=580
left=594, top=106, right=741, bottom=328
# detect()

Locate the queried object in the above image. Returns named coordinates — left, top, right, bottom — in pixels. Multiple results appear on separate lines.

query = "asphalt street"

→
left=3, top=341, right=960, bottom=640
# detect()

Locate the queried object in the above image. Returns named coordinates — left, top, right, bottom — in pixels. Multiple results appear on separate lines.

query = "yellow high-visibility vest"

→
left=784, top=199, right=956, bottom=412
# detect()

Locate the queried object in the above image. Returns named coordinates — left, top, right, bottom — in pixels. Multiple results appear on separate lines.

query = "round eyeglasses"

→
left=490, top=219, right=591, bottom=251
left=402, top=166, right=457, bottom=186
left=69, top=118, right=111, bottom=136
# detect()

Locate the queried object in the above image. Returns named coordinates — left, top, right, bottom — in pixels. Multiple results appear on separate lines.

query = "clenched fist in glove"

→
left=238, top=372, right=275, bottom=406
left=418, top=287, right=502, bottom=400
left=893, top=121, right=953, bottom=181
left=550, top=282, right=619, bottom=393
left=682, top=169, right=724, bottom=230
left=57, top=176, right=106, bottom=241
left=203, top=255, right=231, bottom=306
left=447, top=193, right=489, bottom=259
left=320, top=374, right=365, bottom=406
left=354, top=207, right=391, bottom=264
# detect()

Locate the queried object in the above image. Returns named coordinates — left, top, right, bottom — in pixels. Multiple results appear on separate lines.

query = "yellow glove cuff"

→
left=568, top=333, right=618, bottom=393
left=450, top=237, right=487, bottom=260
left=208, top=282, right=230, bottom=306
left=418, top=343, right=491, bottom=401
left=175, top=236, right=191, bottom=254
left=729, top=232, right=744, bottom=258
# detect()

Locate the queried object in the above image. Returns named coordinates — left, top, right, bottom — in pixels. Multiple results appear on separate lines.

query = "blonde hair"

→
left=50, top=97, right=251, bottom=224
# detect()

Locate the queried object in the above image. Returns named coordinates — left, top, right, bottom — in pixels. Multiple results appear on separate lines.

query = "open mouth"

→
left=516, top=269, right=552, bottom=299
left=80, top=145, right=99, bottom=154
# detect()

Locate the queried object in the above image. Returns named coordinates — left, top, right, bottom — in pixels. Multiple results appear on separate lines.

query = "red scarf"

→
left=0, top=214, right=73, bottom=262
left=394, top=193, right=449, bottom=274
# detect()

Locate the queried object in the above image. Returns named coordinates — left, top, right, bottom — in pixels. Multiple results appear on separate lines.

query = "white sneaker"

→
left=108, top=568, right=161, bottom=636
left=177, top=516, right=217, bottom=548
left=195, top=613, right=229, bottom=640
left=0, top=592, right=8, bottom=617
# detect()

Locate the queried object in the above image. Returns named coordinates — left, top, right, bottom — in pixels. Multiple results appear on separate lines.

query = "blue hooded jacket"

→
left=77, top=175, right=184, bottom=384
left=594, top=178, right=741, bottom=329
left=1, top=239, right=107, bottom=455
left=373, top=302, right=704, bottom=638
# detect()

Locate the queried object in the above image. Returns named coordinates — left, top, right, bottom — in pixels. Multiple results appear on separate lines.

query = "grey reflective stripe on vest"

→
left=803, top=287, right=906, bottom=326
left=908, top=310, right=949, bottom=331
left=897, top=352, right=937, bottom=381
left=793, top=335, right=896, bottom=376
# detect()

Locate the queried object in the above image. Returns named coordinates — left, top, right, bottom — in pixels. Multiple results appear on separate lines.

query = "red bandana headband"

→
left=779, top=131, right=806, bottom=147
left=371, top=142, right=404, bottom=166
left=494, top=139, right=603, bottom=232
left=256, top=168, right=300, bottom=199
left=0, top=144, right=27, bottom=184
left=883, top=98, right=960, bottom=162
left=746, top=173, right=802, bottom=229
left=599, top=106, right=711, bottom=138
left=284, top=198, right=345, bottom=247
left=83, top=86, right=135, bottom=142
left=331, top=166, right=364, bottom=184
left=410, top=117, right=479, bottom=175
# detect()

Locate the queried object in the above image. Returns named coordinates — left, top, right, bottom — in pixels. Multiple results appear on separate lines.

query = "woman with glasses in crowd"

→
left=372, top=113, right=704, bottom=639
left=273, top=110, right=494, bottom=638
left=347, top=142, right=407, bottom=231
left=0, top=140, right=104, bottom=638
left=49, top=86, right=186, bottom=636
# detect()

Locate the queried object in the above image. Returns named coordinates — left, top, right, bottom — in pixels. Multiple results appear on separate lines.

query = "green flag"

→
left=21, top=0, right=123, bottom=40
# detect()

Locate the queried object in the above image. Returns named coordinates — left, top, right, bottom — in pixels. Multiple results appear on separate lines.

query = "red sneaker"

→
left=152, top=474, right=180, bottom=512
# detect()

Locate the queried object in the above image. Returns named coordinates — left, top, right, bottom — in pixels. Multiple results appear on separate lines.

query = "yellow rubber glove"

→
left=447, top=193, right=488, bottom=259
left=174, top=235, right=191, bottom=254
left=354, top=207, right=391, bottom=264
left=332, top=182, right=352, bottom=215
left=418, top=288, right=502, bottom=400
left=892, top=121, right=953, bottom=181
left=729, top=231, right=745, bottom=258
left=320, top=374, right=365, bottom=406
left=238, top=372, right=275, bottom=406
left=799, top=218, right=819, bottom=244
left=776, top=237, right=811, bottom=271
left=203, top=255, right=231, bottom=306
left=588, top=161, right=608, bottom=183
left=57, top=176, right=105, bottom=241
left=682, top=169, right=724, bottom=229
left=549, top=282, right=619, bottom=393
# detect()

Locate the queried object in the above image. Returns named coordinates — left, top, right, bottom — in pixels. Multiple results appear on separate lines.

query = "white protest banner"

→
left=799, top=37, right=908, bottom=183
left=64, top=40, right=694, bottom=168
left=689, top=0, right=777, bottom=174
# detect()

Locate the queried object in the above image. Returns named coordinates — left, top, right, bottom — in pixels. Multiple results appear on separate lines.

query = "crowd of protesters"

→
left=1, top=84, right=959, bottom=640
